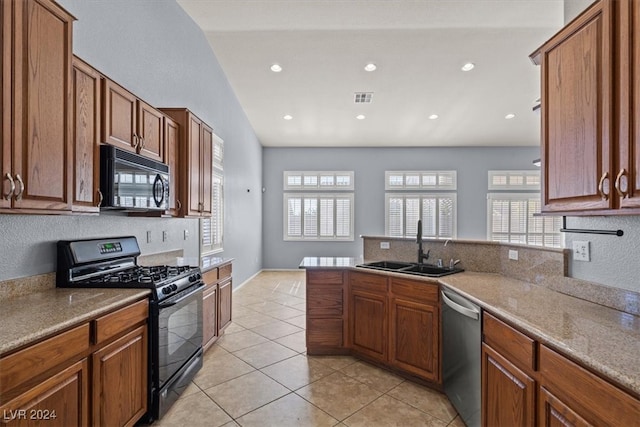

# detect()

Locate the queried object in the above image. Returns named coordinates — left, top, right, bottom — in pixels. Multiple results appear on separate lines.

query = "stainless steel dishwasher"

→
left=441, top=287, right=481, bottom=427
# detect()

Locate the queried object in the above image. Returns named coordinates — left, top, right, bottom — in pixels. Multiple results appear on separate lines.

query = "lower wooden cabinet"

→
left=349, top=271, right=388, bottom=362
left=306, top=269, right=347, bottom=355
left=92, top=325, right=148, bottom=427
left=0, top=358, right=89, bottom=427
left=0, top=298, right=149, bottom=427
left=482, top=343, right=535, bottom=427
left=202, top=260, right=233, bottom=351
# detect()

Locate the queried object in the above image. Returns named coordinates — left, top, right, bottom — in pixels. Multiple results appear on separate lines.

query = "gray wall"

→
left=0, top=0, right=263, bottom=286
left=262, top=146, right=540, bottom=269
left=565, top=216, right=640, bottom=292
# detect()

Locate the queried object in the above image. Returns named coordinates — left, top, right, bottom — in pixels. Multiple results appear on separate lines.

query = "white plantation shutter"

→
left=284, top=171, right=354, bottom=190
left=487, top=194, right=561, bottom=247
left=335, top=197, right=351, bottom=237
left=201, top=134, right=224, bottom=254
left=284, top=192, right=354, bottom=240
left=385, top=193, right=456, bottom=239
left=386, top=171, right=457, bottom=190
left=287, top=197, right=302, bottom=237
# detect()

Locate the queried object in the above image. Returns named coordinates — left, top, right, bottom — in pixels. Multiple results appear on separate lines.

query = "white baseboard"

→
left=232, top=268, right=304, bottom=292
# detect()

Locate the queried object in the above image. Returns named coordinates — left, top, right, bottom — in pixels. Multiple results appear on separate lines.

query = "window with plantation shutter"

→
left=284, top=193, right=354, bottom=241
left=385, top=171, right=457, bottom=190
left=385, top=193, right=457, bottom=239
left=201, top=134, right=224, bottom=254
left=487, top=194, right=562, bottom=247
left=284, top=171, right=354, bottom=190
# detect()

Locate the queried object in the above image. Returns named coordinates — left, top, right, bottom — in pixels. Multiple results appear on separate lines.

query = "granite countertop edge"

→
left=200, top=256, right=234, bottom=273
left=1, top=288, right=151, bottom=356
left=300, top=256, right=640, bottom=397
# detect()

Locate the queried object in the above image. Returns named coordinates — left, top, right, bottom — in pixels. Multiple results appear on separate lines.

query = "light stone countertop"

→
left=0, top=287, right=151, bottom=356
left=299, top=257, right=640, bottom=397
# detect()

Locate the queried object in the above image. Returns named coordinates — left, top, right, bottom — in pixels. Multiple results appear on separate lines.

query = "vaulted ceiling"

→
left=177, top=0, right=567, bottom=147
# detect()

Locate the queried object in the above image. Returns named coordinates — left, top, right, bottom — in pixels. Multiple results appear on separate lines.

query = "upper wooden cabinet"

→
left=164, top=116, right=180, bottom=216
left=102, top=78, right=164, bottom=162
left=1, top=0, right=75, bottom=213
left=160, top=108, right=213, bottom=217
left=71, top=56, right=101, bottom=213
left=532, top=0, right=640, bottom=214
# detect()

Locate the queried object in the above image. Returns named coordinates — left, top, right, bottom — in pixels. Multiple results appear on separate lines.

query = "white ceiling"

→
left=177, top=0, right=566, bottom=148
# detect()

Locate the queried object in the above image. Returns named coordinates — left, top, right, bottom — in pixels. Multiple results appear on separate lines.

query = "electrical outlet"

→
left=380, top=242, right=390, bottom=249
left=162, top=231, right=168, bottom=242
left=572, top=241, right=590, bottom=261
left=146, top=231, right=152, bottom=244
left=508, top=249, right=519, bottom=261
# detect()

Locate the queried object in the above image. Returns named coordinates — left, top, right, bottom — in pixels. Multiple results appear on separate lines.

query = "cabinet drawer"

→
left=202, top=267, right=218, bottom=285
left=307, top=284, right=344, bottom=316
left=306, top=270, right=344, bottom=285
left=390, top=277, right=438, bottom=304
left=350, top=271, right=388, bottom=294
left=483, top=312, right=535, bottom=373
left=94, top=299, right=148, bottom=345
left=539, top=344, right=640, bottom=426
left=218, top=263, right=232, bottom=280
left=0, top=323, right=90, bottom=397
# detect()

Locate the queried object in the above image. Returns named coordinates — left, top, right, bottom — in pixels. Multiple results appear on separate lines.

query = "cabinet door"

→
left=350, top=289, right=387, bottom=362
left=616, top=0, right=640, bottom=209
left=203, top=284, right=217, bottom=350
left=482, top=343, right=535, bottom=427
left=538, top=0, right=614, bottom=212
left=1, top=0, right=10, bottom=209
left=103, top=79, right=137, bottom=153
left=12, top=0, right=73, bottom=211
left=200, top=124, right=213, bottom=216
left=137, top=100, right=164, bottom=162
left=71, top=57, right=100, bottom=213
left=186, top=115, right=202, bottom=216
left=0, top=359, right=89, bottom=427
left=92, top=325, right=148, bottom=427
left=389, top=297, right=439, bottom=382
left=164, top=116, right=180, bottom=216
left=218, top=278, right=232, bottom=332
left=539, top=386, right=593, bottom=427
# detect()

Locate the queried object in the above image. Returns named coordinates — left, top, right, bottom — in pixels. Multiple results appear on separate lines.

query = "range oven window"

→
left=157, top=286, right=203, bottom=385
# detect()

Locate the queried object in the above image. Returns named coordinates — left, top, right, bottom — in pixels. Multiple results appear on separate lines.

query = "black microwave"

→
left=100, top=145, right=169, bottom=211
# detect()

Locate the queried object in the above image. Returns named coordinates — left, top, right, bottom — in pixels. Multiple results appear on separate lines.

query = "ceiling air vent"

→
left=354, top=92, right=373, bottom=103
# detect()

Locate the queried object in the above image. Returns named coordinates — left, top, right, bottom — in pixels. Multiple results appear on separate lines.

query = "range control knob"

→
left=171, top=284, right=178, bottom=292
left=162, top=287, right=171, bottom=295
left=189, top=274, right=197, bottom=282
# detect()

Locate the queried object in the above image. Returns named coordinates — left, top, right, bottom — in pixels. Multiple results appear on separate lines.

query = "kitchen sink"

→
left=356, top=260, right=464, bottom=277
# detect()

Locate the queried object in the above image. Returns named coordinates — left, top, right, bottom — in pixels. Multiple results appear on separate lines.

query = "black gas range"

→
left=56, top=236, right=204, bottom=423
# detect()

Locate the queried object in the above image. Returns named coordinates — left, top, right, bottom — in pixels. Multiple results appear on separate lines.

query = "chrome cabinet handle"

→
left=176, top=199, right=182, bottom=211
left=3, top=173, right=15, bottom=200
left=132, top=133, right=139, bottom=149
left=96, top=189, right=103, bottom=207
left=598, top=171, right=610, bottom=201
left=614, top=168, right=629, bottom=198
left=139, top=137, right=145, bottom=150
left=14, top=174, right=24, bottom=200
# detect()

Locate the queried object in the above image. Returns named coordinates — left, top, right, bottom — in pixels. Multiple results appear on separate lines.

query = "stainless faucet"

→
left=416, top=220, right=430, bottom=264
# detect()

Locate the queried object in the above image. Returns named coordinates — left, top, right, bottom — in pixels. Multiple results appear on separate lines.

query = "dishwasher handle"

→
left=441, top=290, right=480, bottom=321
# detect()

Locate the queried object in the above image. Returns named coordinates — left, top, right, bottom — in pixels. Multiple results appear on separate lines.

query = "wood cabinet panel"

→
left=483, top=312, right=536, bottom=373
left=218, top=278, right=232, bottom=332
left=164, top=116, right=180, bottom=215
left=538, top=0, right=613, bottom=212
left=389, top=297, right=439, bottom=381
left=349, top=271, right=388, bottom=294
left=1, top=0, right=10, bottom=209
left=93, top=299, right=148, bottom=345
left=201, top=124, right=213, bottom=215
left=137, top=100, right=164, bottom=162
left=0, top=323, right=90, bottom=399
left=307, top=318, right=343, bottom=351
left=539, top=386, right=593, bottom=427
left=390, top=277, right=438, bottom=304
left=102, top=79, right=137, bottom=153
left=482, top=343, right=535, bottom=427
left=71, top=56, right=100, bottom=213
left=203, top=283, right=217, bottom=350
left=0, top=358, right=89, bottom=427
left=350, top=289, right=387, bottom=362
left=10, top=0, right=73, bottom=211
left=306, top=269, right=347, bottom=355
left=538, top=344, right=640, bottom=426
left=188, top=115, right=202, bottom=215
left=218, top=263, right=232, bottom=281
left=92, top=325, right=148, bottom=427
left=307, top=284, right=344, bottom=317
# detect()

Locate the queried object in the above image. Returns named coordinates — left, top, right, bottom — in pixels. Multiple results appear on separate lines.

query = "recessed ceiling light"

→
left=270, top=64, right=283, bottom=72
left=428, top=114, right=439, bottom=120
left=364, top=63, right=377, bottom=72
left=283, top=114, right=293, bottom=120
left=461, top=62, right=475, bottom=72
left=505, top=113, right=516, bottom=119
left=356, top=114, right=366, bottom=120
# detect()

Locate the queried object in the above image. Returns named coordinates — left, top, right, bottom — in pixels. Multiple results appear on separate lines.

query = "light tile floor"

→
left=155, top=270, right=465, bottom=427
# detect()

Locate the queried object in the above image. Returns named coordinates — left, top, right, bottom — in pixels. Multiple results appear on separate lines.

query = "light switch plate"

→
left=508, top=250, right=519, bottom=260
left=146, top=231, right=152, bottom=244
left=572, top=241, right=590, bottom=261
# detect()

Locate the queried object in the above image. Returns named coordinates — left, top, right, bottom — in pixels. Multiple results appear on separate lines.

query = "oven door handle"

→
left=158, top=285, right=204, bottom=309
